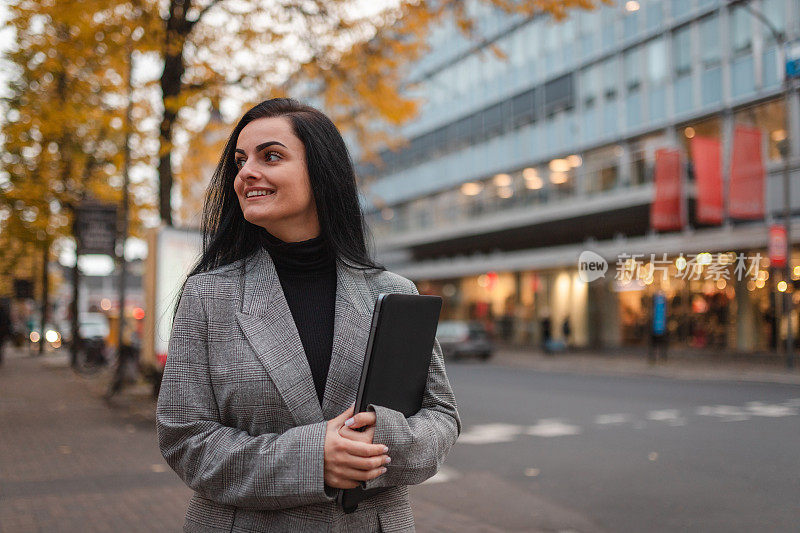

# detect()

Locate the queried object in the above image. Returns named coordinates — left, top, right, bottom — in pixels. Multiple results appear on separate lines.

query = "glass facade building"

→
left=359, top=0, right=800, bottom=354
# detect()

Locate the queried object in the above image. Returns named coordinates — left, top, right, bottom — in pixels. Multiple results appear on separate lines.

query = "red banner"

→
left=650, top=148, right=684, bottom=231
left=729, top=125, right=765, bottom=219
left=691, top=136, right=723, bottom=225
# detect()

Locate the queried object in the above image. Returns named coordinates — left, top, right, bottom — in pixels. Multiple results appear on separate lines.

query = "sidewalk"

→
left=0, top=347, right=191, bottom=532
left=488, top=345, right=800, bottom=385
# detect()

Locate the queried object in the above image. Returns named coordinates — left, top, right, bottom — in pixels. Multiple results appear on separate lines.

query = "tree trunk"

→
left=158, top=52, right=184, bottom=226
left=38, top=243, right=49, bottom=356
left=157, top=0, right=190, bottom=226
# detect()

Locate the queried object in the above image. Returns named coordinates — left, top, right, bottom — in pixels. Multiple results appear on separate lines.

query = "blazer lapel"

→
left=321, top=259, right=374, bottom=420
left=234, top=248, right=377, bottom=425
left=235, top=248, right=323, bottom=426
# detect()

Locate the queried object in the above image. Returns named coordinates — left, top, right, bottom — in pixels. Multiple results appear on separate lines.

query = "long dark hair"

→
left=188, top=97, right=386, bottom=278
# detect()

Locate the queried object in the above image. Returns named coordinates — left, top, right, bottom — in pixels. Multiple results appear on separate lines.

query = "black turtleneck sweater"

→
left=260, top=229, right=337, bottom=404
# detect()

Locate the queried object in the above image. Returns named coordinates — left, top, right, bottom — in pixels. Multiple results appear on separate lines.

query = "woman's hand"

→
left=324, top=405, right=390, bottom=489
left=338, top=410, right=377, bottom=445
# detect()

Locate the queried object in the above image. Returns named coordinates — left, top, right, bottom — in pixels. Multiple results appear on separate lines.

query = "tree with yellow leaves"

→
left=0, top=0, right=159, bottom=335
left=0, top=0, right=157, bottom=253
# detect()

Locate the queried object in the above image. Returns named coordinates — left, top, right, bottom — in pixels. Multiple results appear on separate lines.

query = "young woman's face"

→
left=233, top=116, right=319, bottom=241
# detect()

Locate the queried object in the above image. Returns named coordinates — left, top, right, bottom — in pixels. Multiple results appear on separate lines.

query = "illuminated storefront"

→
left=414, top=247, right=799, bottom=354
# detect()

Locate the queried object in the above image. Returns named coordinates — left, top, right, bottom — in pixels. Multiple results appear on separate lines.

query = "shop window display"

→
left=617, top=252, right=776, bottom=352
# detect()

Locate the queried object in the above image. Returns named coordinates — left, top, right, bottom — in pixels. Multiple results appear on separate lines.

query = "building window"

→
left=623, top=3, right=640, bottom=39
left=601, top=5, right=617, bottom=51
left=699, top=16, right=720, bottom=64
left=548, top=157, right=577, bottom=198
left=762, top=0, right=786, bottom=44
left=602, top=57, right=619, bottom=100
left=699, top=15, right=722, bottom=106
left=629, top=132, right=670, bottom=185
left=580, top=64, right=600, bottom=107
left=730, top=5, right=755, bottom=98
left=624, top=47, right=642, bottom=91
left=584, top=145, right=621, bottom=194
left=734, top=99, right=787, bottom=162
left=647, top=38, right=668, bottom=83
left=673, top=25, right=692, bottom=76
left=625, top=47, right=643, bottom=128
left=730, top=5, right=753, bottom=54
left=670, top=0, right=692, bottom=19
left=644, top=0, right=664, bottom=31
left=673, top=25, right=693, bottom=114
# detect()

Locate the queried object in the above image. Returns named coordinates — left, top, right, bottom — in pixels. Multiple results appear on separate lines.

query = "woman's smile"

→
left=245, top=189, right=276, bottom=200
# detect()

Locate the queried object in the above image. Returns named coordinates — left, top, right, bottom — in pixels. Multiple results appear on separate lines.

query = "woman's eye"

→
left=266, top=151, right=281, bottom=162
left=235, top=159, right=244, bottom=169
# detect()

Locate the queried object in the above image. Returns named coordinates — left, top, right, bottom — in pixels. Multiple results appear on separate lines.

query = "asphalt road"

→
left=409, top=360, right=800, bottom=532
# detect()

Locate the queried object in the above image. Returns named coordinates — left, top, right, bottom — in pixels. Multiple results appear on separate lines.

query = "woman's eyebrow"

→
left=234, top=141, right=287, bottom=155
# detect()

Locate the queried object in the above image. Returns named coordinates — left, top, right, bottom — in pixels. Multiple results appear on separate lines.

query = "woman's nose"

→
left=238, top=162, right=262, bottom=181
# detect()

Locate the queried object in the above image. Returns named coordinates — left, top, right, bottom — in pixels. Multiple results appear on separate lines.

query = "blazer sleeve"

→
left=363, top=279, right=461, bottom=490
left=155, top=275, right=335, bottom=510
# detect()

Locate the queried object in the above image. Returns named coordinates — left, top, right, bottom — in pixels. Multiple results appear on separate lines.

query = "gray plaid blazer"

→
left=156, top=247, right=461, bottom=532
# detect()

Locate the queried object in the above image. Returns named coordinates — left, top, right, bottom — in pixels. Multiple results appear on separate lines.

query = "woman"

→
left=156, top=98, right=461, bottom=532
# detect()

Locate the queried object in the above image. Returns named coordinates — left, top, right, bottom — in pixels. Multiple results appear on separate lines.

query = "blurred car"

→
left=79, top=312, right=110, bottom=340
left=436, top=320, right=493, bottom=361
left=60, top=312, right=110, bottom=344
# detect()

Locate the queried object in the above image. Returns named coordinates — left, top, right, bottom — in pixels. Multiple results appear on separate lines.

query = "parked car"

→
left=436, top=320, right=493, bottom=361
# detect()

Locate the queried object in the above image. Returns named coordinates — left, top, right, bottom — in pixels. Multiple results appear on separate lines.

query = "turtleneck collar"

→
left=259, top=228, right=336, bottom=275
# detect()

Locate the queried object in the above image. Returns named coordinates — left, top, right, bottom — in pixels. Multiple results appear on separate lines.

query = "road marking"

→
left=647, top=409, right=686, bottom=426
left=526, top=419, right=582, bottom=437
left=594, top=413, right=632, bottom=425
left=744, top=402, right=799, bottom=417
left=458, top=423, right=523, bottom=444
left=696, top=405, right=750, bottom=421
left=422, top=465, right=459, bottom=484
left=456, top=398, right=798, bottom=446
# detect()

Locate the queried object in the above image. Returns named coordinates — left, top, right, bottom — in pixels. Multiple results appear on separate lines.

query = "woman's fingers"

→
left=341, top=452, right=390, bottom=471
left=336, top=465, right=388, bottom=482
left=340, top=437, right=388, bottom=458
left=344, top=411, right=376, bottom=430
left=333, top=404, right=355, bottom=425
left=338, top=424, right=375, bottom=444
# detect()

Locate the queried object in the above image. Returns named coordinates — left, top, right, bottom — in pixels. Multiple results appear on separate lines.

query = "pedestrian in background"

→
left=156, top=98, right=460, bottom=532
left=540, top=311, right=552, bottom=354
left=0, top=299, right=11, bottom=366
left=649, top=291, right=668, bottom=364
left=562, top=317, right=571, bottom=349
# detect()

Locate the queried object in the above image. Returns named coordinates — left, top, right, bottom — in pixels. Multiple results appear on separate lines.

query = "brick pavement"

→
left=0, top=348, right=192, bottom=532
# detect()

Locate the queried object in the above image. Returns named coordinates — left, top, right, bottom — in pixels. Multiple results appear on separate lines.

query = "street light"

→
left=734, top=0, right=795, bottom=369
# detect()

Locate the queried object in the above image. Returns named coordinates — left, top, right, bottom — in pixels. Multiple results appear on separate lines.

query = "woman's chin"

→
left=244, top=211, right=281, bottom=228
